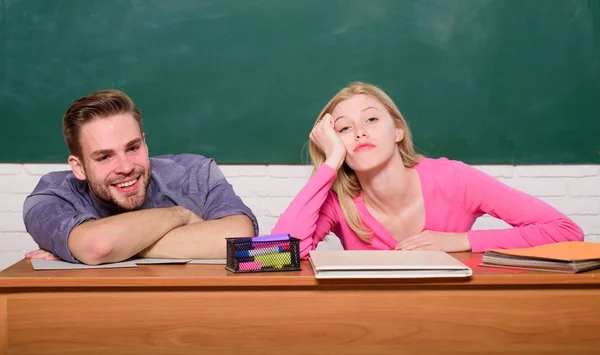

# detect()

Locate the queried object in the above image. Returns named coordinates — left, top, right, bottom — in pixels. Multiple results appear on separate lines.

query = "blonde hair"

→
left=308, top=82, right=422, bottom=242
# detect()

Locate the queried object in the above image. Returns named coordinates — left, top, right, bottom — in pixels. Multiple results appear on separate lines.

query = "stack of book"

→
left=482, top=241, right=600, bottom=273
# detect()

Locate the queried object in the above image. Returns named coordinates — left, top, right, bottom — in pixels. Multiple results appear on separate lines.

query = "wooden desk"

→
left=1, top=253, right=599, bottom=355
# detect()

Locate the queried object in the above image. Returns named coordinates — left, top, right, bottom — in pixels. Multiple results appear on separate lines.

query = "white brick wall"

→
left=1, top=163, right=599, bottom=270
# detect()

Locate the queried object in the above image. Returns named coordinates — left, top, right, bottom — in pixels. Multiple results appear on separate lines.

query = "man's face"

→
left=68, top=113, right=151, bottom=211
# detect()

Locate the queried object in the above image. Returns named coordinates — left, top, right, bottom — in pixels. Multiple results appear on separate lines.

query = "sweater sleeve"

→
left=272, top=164, right=339, bottom=258
left=446, top=160, right=584, bottom=252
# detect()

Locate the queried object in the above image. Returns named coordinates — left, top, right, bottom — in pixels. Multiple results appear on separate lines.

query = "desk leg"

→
left=0, top=295, right=6, bottom=355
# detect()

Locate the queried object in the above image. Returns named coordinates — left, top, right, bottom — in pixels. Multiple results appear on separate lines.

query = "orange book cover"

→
left=489, top=241, right=600, bottom=262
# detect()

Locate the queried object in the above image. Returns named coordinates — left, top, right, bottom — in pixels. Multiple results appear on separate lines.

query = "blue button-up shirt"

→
left=23, top=154, right=258, bottom=262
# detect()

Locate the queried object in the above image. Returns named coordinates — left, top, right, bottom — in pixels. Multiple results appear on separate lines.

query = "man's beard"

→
left=86, top=166, right=151, bottom=212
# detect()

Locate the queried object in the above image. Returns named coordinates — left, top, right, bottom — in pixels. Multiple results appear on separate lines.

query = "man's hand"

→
left=395, top=231, right=471, bottom=252
left=25, top=249, right=59, bottom=260
left=186, top=209, right=204, bottom=225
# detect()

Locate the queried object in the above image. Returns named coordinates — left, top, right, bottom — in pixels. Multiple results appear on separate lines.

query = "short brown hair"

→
left=62, top=89, right=143, bottom=158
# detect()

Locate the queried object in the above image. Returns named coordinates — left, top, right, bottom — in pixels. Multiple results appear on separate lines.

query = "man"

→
left=23, top=89, right=257, bottom=265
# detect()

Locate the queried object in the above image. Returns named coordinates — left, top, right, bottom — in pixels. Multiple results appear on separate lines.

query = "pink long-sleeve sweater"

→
left=272, top=157, right=583, bottom=259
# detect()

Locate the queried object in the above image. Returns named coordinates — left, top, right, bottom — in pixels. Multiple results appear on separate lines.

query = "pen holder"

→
left=226, top=233, right=302, bottom=273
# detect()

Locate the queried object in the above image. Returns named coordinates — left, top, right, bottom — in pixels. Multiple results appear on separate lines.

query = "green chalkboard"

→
left=1, top=0, right=598, bottom=164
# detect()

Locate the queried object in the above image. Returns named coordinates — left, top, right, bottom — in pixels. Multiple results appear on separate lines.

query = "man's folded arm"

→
left=138, top=159, right=258, bottom=259
left=68, top=206, right=197, bottom=265
left=137, top=214, right=255, bottom=259
left=24, top=194, right=197, bottom=265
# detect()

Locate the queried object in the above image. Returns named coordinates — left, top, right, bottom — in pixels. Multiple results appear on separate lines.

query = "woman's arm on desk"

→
left=452, top=160, right=583, bottom=251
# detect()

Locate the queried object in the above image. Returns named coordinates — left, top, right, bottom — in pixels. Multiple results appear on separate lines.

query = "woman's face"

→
left=331, top=94, right=404, bottom=172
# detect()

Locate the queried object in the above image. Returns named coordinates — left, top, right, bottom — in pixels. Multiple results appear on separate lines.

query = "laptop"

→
left=309, top=250, right=472, bottom=279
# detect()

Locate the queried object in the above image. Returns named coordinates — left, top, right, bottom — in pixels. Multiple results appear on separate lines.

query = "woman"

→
left=272, top=82, right=583, bottom=259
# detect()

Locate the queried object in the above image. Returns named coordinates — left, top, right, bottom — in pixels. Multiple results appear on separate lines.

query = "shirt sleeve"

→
left=200, top=159, right=259, bottom=236
left=22, top=193, right=97, bottom=263
left=272, top=164, right=340, bottom=258
left=446, top=160, right=584, bottom=252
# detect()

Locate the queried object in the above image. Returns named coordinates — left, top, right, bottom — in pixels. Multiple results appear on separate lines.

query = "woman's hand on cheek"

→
left=310, top=113, right=346, bottom=170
